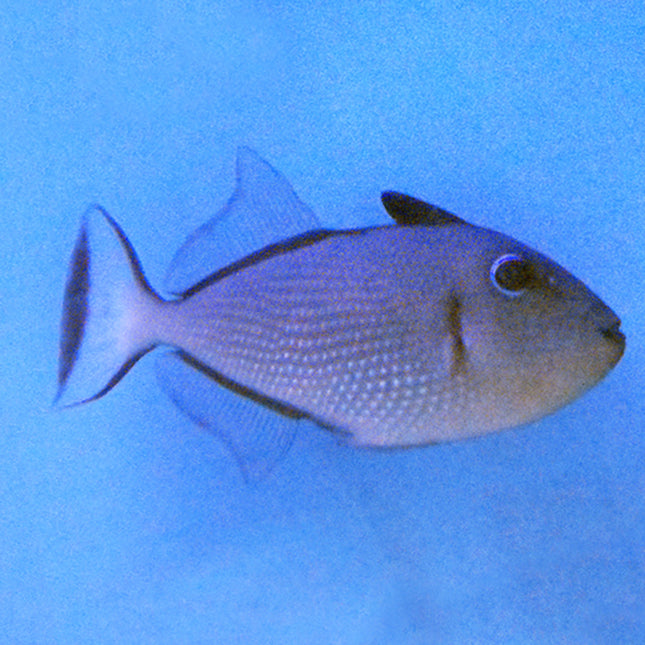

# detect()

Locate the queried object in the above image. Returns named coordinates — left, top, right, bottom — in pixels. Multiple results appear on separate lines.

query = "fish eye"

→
left=490, top=254, right=534, bottom=297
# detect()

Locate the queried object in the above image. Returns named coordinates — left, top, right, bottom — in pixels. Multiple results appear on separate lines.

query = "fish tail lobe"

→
left=56, top=206, right=164, bottom=407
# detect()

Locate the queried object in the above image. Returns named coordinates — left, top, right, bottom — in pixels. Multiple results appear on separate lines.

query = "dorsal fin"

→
left=381, top=191, right=465, bottom=226
left=165, top=147, right=322, bottom=295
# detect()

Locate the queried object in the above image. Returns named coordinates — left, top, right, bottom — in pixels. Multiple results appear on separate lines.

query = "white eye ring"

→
left=490, top=253, right=531, bottom=298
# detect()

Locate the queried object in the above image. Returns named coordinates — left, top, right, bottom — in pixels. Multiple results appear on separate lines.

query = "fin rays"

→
left=156, top=351, right=300, bottom=481
left=165, top=147, right=323, bottom=294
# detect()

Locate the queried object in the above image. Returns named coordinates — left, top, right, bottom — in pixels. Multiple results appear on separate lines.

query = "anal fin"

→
left=155, top=350, right=298, bottom=481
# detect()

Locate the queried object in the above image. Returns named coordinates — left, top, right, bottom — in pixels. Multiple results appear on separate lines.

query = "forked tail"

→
left=56, top=206, right=164, bottom=406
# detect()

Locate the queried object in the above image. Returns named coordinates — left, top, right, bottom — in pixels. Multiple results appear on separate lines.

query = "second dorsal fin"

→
left=165, top=147, right=322, bottom=295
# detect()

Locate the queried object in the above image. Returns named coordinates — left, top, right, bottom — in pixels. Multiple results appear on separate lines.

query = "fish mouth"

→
left=600, top=321, right=626, bottom=362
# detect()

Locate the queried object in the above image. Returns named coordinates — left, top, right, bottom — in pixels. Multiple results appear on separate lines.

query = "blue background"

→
left=1, top=2, right=643, bottom=643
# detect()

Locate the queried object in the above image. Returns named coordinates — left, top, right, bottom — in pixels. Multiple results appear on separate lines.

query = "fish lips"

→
left=601, top=320, right=626, bottom=353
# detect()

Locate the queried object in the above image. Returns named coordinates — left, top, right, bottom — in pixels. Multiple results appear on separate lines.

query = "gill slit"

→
left=447, top=293, right=467, bottom=377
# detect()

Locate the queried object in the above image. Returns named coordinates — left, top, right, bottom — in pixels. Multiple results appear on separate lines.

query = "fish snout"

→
left=600, top=320, right=626, bottom=351
left=593, top=309, right=626, bottom=372
left=580, top=299, right=625, bottom=366
left=583, top=297, right=624, bottom=344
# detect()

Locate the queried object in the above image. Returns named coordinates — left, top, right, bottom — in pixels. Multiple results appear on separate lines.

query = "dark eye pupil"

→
left=495, top=258, right=532, bottom=292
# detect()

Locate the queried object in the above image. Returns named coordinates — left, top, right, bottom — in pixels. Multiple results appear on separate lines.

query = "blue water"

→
left=1, top=3, right=643, bottom=643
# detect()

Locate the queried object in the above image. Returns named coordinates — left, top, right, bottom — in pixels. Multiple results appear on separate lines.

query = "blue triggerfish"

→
left=57, top=149, right=625, bottom=478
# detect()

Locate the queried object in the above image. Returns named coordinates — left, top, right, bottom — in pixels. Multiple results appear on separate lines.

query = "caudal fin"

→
left=56, top=206, right=163, bottom=407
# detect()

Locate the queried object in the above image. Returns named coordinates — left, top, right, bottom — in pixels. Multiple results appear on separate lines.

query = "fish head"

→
left=447, top=224, right=625, bottom=431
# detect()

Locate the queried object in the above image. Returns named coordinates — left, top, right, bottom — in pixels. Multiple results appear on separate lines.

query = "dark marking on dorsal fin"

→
left=381, top=191, right=466, bottom=227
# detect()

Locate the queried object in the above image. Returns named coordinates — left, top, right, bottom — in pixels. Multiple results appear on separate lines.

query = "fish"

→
left=57, top=148, right=625, bottom=478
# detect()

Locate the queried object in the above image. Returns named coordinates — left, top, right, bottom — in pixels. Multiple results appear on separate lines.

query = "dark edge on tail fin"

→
left=94, top=205, right=159, bottom=297
left=77, top=347, right=155, bottom=405
left=56, top=205, right=161, bottom=406
left=58, top=222, right=90, bottom=393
